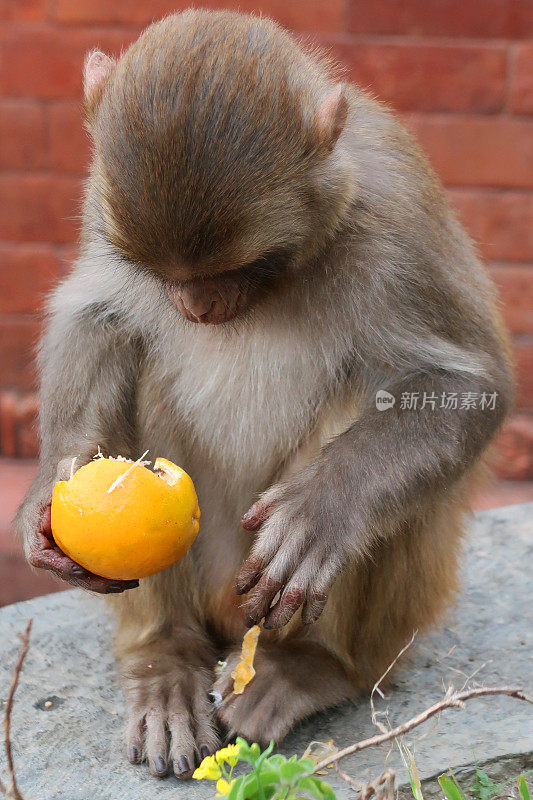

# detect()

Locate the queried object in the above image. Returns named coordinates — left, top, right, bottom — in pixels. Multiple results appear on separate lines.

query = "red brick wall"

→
left=0, top=0, right=532, bottom=476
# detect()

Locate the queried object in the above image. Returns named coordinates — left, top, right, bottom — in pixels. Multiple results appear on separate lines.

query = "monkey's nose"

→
left=185, top=300, right=216, bottom=322
left=176, top=287, right=216, bottom=320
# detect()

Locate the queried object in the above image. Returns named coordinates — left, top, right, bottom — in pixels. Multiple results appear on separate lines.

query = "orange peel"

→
left=231, top=625, right=260, bottom=694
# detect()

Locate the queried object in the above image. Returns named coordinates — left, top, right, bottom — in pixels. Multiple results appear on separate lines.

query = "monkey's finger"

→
left=241, top=499, right=273, bottom=531
left=190, top=675, right=220, bottom=761
left=168, top=684, right=196, bottom=779
left=30, top=530, right=138, bottom=594
left=145, top=707, right=169, bottom=778
left=38, top=500, right=53, bottom=533
left=31, top=549, right=138, bottom=594
left=242, top=573, right=285, bottom=628
left=300, top=556, right=339, bottom=625
left=125, top=712, right=145, bottom=765
left=73, top=570, right=140, bottom=594
left=263, top=586, right=305, bottom=629
left=262, top=548, right=333, bottom=628
left=236, top=508, right=291, bottom=595
left=235, top=554, right=265, bottom=595
left=301, top=591, right=329, bottom=625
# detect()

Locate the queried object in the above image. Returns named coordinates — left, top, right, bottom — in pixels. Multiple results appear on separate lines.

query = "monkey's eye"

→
left=239, top=249, right=293, bottom=286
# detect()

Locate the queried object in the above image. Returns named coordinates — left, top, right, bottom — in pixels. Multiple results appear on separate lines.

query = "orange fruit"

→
left=51, top=456, right=200, bottom=580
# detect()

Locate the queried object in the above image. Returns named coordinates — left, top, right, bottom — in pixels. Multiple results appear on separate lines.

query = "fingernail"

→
left=244, top=612, right=257, bottom=628
left=241, top=510, right=251, bottom=522
left=199, top=745, right=210, bottom=760
left=176, top=755, right=190, bottom=775
left=124, top=580, right=139, bottom=590
left=107, top=584, right=125, bottom=594
left=235, top=582, right=246, bottom=595
left=129, top=745, right=140, bottom=764
left=155, top=756, right=167, bottom=775
left=70, top=566, right=85, bottom=577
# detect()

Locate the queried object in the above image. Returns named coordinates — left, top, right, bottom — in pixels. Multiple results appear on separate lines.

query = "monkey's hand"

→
left=236, top=474, right=347, bottom=629
left=21, top=459, right=139, bottom=595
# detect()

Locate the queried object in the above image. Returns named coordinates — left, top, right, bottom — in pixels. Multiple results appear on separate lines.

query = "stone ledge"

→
left=0, top=504, right=531, bottom=799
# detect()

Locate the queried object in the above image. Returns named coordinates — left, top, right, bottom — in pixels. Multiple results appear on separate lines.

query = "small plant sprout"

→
left=193, top=738, right=335, bottom=799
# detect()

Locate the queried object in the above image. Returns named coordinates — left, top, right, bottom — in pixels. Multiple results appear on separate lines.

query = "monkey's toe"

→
left=124, top=669, right=220, bottom=780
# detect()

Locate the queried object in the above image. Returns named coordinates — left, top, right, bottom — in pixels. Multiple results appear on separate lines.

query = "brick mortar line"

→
left=1, top=20, right=530, bottom=49
left=0, top=173, right=532, bottom=192
left=403, top=111, right=533, bottom=122
left=482, top=268, right=533, bottom=276
left=0, top=311, right=45, bottom=321
left=1, top=98, right=531, bottom=121
left=324, top=32, right=512, bottom=51
left=33, top=23, right=533, bottom=50
left=0, top=170, right=84, bottom=178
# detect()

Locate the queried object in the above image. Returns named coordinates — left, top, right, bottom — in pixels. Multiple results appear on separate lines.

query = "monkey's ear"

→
left=315, top=85, right=349, bottom=153
left=83, top=50, right=115, bottom=101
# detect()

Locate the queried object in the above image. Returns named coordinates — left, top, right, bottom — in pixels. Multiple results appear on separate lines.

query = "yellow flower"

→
left=216, top=777, right=236, bottom=796
left=193, top=754, right=222, bottom=781
left=215, top=743, right=240, bottom=768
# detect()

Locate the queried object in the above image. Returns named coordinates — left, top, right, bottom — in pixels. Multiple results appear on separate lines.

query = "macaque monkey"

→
left=17, top=10, right=513, bottom=781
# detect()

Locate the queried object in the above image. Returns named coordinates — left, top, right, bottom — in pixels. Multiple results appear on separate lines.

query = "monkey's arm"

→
left=237, top=111, right=516, bottom=630
left=238, top=361, right=512, bottom=630
left=15, top=282, right=142, bottom=594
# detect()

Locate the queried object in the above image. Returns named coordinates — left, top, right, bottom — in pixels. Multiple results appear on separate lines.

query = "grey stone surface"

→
left=0, top=504, right=531, bottom=799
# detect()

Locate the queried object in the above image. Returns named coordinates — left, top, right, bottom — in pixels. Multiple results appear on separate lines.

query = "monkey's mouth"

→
left=165, top=251, right=288, bottom=324
left=166, top=277, right=251, bottom=325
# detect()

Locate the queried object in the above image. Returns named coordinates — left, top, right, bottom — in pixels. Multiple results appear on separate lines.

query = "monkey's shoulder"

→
left=46, top=256, right=164, bottom=339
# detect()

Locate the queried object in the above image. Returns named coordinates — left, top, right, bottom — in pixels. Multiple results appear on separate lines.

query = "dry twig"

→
left=1, top=619, right=32, bottom=800
left=314, top=684, right=532, bottom=774
left=370, top=630, right=418, bottom=736
left=334, top=762, right=396, bottom=800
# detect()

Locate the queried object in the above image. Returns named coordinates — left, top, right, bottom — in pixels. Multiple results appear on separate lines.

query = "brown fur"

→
left=89, top=12, right=340, bottom=274
left=16, top=9, right=513, bottom=781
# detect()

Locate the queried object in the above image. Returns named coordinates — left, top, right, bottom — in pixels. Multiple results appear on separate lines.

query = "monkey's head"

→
left=84, top=11, right=352, bottom=325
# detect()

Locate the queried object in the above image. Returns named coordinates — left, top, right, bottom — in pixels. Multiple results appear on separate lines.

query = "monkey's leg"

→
left=110, top=576, right=220, bottom=780
left=211, top=638, right=355, bottom=744
left=212, top=485, right=470, bottom=745
left=315, top=487, right=469, bottom=689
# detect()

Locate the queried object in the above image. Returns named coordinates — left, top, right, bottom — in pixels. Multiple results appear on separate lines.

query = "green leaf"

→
left=470, top=768, right=499, bottom=800
left=227, top=775, right=256, bottom=800
left=265, top=754, right=286, bottom=766
left=235, top=738, right=262, bottom=767
left=260, top=741, right=275, bottom=760
left=518, top=775, right=530, bottom=800
left=255, top=767, right=284, bottom=789
left=298, top=758, right=315, bottom=774
left=296, top=775, right=337, bottom=800
left=278, top=760, right=313, bottom=786
left=234, top=738, right=253, bottom=764
left=438, top=774, right=467, bottom=800
left=313, top=777, right=337, bottom=799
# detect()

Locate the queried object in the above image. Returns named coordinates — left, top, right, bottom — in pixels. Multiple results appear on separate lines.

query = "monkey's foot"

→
left=211, top=639, right=355, bottom=744
left=123, top=658, right=220, bottom=780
